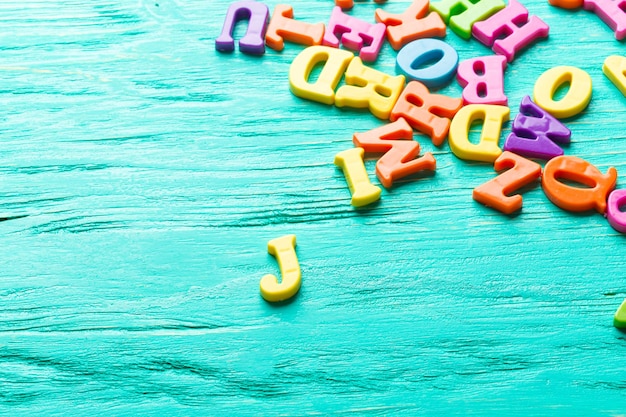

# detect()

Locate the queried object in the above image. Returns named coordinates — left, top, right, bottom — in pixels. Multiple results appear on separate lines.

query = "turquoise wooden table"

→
left=2, top=0, right=626, bottom=415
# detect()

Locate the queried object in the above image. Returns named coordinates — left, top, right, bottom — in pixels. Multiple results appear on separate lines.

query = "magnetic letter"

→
left=260, top=235, right=301, bottom=302
left=396, top=39, right=459, bottom=89
left=448, top=104, right=510, bottom=162
left=335, top=148, right=382, bottom=207
left=504, top=96, right=571, bottom=160
left=542, top=156, right=617, bottom=213
left=215, top=1, right=269, bottom=54
left=390, top=81, right=463, bottom=146
left=615, top=300, right=626, bottom=329
left=603, top=55, right=626, bottom=98
left=336, top=0, right=387, bottom=10
left=472, top=0, right=549, bottom=62
left=606, top=189, right=626, bottom=233
left=265, top=5, right=325, bottom=51
left=323, top=6, right=387, bottom=62
left=584, top=0, right=626, bottom=40
left=430, top=0, right=505, bottom=39
left=353, top=118, right=437, bottom=188
left=335, top=58, right=406, bottom=120
left=548, top=0, right=583, bottom=8
left=289, top=46, right=354, bottom=105
left=533, top=66, right=592, bottom=119
left=473, top=151, right=542, bottom=214
left=457, top=55, right=507, bottom=105
left=375, top=0, right=446, bottom=50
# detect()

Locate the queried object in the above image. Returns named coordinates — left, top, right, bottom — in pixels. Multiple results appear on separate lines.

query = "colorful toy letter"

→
left=614, top=299, right=626, bottom=329
left=548, top=0, right=583, bottom=8
left=473, top=151, right=542, bottom=214
left=542, top=156, right=617, bottom=213
left=375, top=0, right=446, bottom=50
left=390, top=81, right=463, bottom=146
left=323, top=6, right=387, bottom=62
left=215, top=1, right=269, bottom=54
left=533, top=66, right=592, bottom=119
left=504, top=96, right=571, bottom=160
left=396, top=38, right=459, bottom=89
left=260, top=235, right=301, bottom=302
left=606, top=189, right=626, bottom=233
left=353, top=118, right=437, bottom=188
left=584, top=0, right=626, bottom=40
left=457, top=55, right=507, bottom=105
left=430, top=0, right=505, bottom=39
left=265, top=5, right=325, bottom=51
left=335, top=148, right=382, bottom=207
left=335, top=57, right=406, bottom=120
left=336, top=0, right=387, bottom=10
left=472, top=0, right=549, bottom=62
left=289, top=46, right=354, bottom=105
left=448, top=104, right=510, bottom=162
left=603, top=55, right=626, bottom=98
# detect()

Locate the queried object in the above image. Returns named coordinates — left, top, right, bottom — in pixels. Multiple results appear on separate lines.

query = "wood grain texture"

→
left=1, top=0, right=626, bottom=415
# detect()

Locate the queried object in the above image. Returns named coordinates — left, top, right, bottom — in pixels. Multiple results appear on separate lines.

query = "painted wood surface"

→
left=2, top=0, right=626, bottom=415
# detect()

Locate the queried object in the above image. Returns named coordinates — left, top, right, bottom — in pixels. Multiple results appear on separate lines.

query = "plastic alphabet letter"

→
left=472, top=0, right=549, bottom=62
left=390, top=81, right=463, bottom=146
left=548, top=0, right=583, bottom=8
left=396, top=38, right=459, bottom=89
left=457, top=55, right=507, bottom=105
left=473, top=151, right=542, bottom=214
left=542, top=156, right=617, bottom=213
left=448, top=104, right=510, bottom=162
left=583, top=0, right=626, bottom=40
left=603, top=55, right=626, bottom=97
left=265, top=5, right=325, bottom=51
left=215, top=1, right=269, bottom=54
left=429, top=0, right=505, bottom=39
left=606, top=189, right=626, bottom=233
left=375, top=0, right=446, bottom=50
left=260, top=235, right=301, bottom=302
left=614, top=299, right=626, bottom=329
left=533, top=66, right=592, bottom=119
left=289, top=46, right=354, bottom=105
left=503, top=96, right=571, bottom=160
left=353, top=118, right=437, bottom=188
left=323, top=6, right=387, bottom=62
left=336, top=0, right=387, bottom=10
left=335, top=148, right=382, bottom=207
left=335, top=57, right=406, bottom=120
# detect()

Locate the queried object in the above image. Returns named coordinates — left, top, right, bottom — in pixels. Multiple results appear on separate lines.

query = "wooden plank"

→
left=1, top=0, right=626, bottom=414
